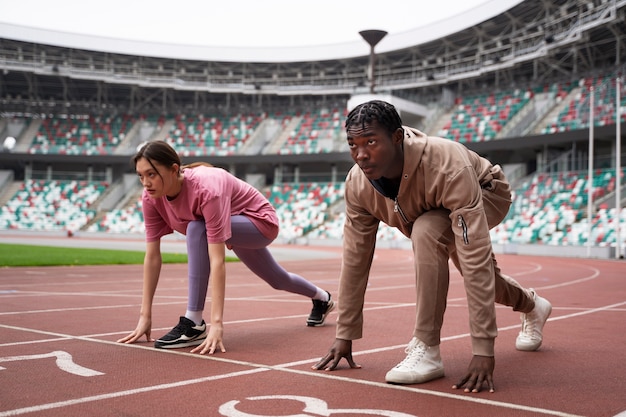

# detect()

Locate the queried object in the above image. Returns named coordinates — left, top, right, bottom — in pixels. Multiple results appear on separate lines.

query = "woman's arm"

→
left=140, top=240, right=163, bottom=318
left=191, top=242, right=227, bottom=354
left=208, top=242, right=226, bottom=330
left=117, top=240, right=162, bottom=344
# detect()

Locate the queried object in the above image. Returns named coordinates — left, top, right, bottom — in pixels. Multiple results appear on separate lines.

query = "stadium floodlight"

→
left=2, top=136, right=16, bottom=151
left=359, top=30, right=388, bottom=94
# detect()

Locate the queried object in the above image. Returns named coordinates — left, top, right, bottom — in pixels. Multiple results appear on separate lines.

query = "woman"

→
left=117, top=140, right=334, bottom=355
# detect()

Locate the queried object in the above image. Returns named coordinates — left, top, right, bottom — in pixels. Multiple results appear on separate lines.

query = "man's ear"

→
left=392, top=128, right=404, bottom=144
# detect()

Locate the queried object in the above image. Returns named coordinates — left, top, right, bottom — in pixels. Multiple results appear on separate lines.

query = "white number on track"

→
left=219, top=395, right=417, bottom=417
left=0, top=350, right=104, bottom=377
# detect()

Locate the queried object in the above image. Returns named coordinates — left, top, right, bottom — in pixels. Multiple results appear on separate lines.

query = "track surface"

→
left=1, top=237, right=625, bottom=417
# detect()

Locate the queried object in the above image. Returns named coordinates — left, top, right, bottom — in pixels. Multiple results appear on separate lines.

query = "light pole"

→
left=359, top=30, right=388, bottom=94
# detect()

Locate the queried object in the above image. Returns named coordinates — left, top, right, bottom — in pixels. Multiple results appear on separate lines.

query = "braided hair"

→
left=345, top=100, right=403, bottom=137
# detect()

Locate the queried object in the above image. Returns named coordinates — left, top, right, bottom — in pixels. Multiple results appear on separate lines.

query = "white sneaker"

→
left=385, top=337, right=444, bottom=384
left=516, top=289, right=552, bottom=351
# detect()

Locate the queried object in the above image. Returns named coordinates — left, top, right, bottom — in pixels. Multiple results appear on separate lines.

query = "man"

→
left=312, top=100, right=551, bottom=393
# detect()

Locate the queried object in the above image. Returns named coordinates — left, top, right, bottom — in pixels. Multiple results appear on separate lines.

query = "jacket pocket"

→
left=457, top=214, right=469, bottom=245
left=452, top=206, right=491, bottom=246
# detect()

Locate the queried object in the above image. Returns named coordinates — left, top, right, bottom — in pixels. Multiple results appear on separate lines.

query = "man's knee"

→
left=411, top=210, right=454, bottom=246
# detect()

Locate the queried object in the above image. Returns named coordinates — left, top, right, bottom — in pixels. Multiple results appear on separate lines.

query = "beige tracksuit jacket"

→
left=336, top=127, right=512, bottom=357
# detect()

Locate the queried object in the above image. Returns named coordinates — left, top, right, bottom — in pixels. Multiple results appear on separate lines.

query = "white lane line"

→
left=534, top=265, right=600, bottom=290
left=0, top=368, right=268, bottom=417
left=0, top=302, right=184, bottom=316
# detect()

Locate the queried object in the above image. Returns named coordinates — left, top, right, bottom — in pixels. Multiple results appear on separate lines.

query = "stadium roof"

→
left=0, top=0, right=523, bottom=62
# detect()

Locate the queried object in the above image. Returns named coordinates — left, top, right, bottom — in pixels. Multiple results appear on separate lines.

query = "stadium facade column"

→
left=587, top=87, right=594, bottom=258
left=616, top=76, right=622, bottom=259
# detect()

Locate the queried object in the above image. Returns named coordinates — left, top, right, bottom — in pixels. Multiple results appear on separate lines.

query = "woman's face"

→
left=135, top=157, right=179, bottom=199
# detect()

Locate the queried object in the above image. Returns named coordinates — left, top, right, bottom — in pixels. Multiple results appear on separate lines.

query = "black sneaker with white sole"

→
left=306, top=292, right=335, bottom=327
left=154, top=316, right=207, bottom=349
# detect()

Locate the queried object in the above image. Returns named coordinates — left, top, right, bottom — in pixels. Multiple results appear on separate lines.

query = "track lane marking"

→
left=3, top=300, right=623, bottom=417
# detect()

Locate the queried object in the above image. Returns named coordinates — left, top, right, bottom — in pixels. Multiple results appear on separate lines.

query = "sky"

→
left=1, top=0, right=490, bottom=48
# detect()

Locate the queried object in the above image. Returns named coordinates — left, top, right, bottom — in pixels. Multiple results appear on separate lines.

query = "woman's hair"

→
left=345, top=100, right=403, bottom=137
left=132, top=141, right=212, bottom=174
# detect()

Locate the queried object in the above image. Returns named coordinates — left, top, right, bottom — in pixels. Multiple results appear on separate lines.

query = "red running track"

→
left=0, top=245, right=625, bottom=417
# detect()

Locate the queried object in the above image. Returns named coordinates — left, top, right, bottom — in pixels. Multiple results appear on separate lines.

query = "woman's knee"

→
left=186, top=220, right=207, bottom=250
left=187, top=220, right=206, bottom=236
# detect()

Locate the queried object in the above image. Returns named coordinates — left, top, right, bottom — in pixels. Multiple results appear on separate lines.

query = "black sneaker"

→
left=154, top=316, right=207, bottom=349
left=306, top=292, right=335, bottom=327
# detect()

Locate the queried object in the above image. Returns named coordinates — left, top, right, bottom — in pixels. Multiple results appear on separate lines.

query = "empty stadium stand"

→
left=164, top=113, right=264, bottom=156
left=87, top=198, right=144, bottom=234
left=541, top=72, right=626, bottom=134
left=1, top=0, right=625, bottom=258
left=0, top=179, right=108, bottom=232
left=265, top=182, right=345, bottom=240
left=438, top=88, right=534, bottom=143
left=278, top=108, right=347, bottom=154
left=490, top=168, right=626, bottom=246
left=30, top=114, right=136, bottom=155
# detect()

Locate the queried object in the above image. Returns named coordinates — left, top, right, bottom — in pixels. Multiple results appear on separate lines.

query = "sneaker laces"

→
left=519, top=292, right=540, bottom=339
left=396, top=338, right=426, bottom=369
left=522, top=313, right=536, bottom=333
left=172, top=321, right=189, bottom=332
left=311, top=299, right=328, bottom=313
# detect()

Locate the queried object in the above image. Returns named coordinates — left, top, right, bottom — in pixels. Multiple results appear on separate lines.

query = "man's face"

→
left=346, top=122, right=403, bottom=180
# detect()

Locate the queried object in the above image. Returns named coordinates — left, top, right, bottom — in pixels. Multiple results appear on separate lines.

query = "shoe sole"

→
left=154, top=335, right=207, bottom=349
left=306, top=300, right=336, bottom=327
left=385, top=368, right=445, bottom=385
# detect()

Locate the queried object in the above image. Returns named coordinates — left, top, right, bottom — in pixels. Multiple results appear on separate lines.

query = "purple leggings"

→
left=186, top=216, right=317, bottom=311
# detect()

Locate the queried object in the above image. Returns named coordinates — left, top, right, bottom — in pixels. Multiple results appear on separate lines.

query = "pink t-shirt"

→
left=142, top=165, right=279, bottom=243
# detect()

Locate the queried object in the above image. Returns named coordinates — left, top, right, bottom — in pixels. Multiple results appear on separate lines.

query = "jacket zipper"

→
left=457, top=215, right=469, bottom=244
left=394, top=198, right=409, bottom=223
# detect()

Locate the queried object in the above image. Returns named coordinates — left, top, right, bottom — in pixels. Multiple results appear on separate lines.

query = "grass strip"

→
left=0, top=243, right=238, bottom=267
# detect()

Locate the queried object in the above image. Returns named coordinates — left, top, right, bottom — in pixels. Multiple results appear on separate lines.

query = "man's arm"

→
left=445, top=166, right=498, bottom=357
left=335, top=183, right=380, bottom=341
left=313, top=174, right=378, bottom=371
